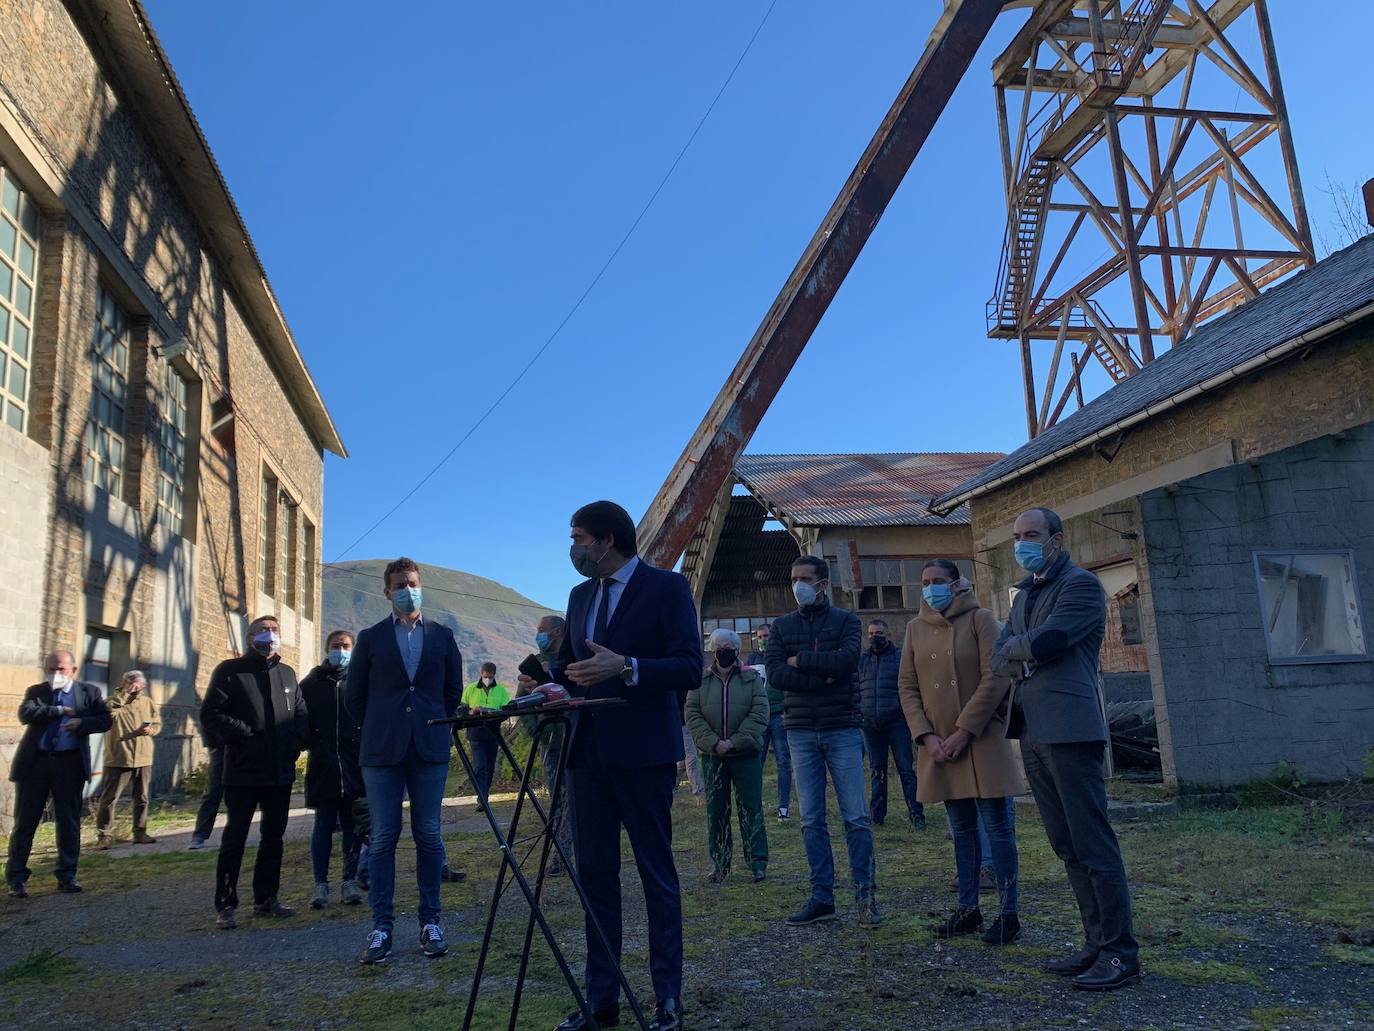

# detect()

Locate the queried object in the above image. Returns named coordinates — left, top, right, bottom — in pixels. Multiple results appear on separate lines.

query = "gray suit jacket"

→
left=993, top=551, right=1108, bottom=745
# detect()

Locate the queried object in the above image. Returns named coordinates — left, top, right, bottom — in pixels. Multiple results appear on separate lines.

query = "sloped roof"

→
left=735, top=452, right=1005, bottom=527
left=932, top=232, right=1374, bottom=514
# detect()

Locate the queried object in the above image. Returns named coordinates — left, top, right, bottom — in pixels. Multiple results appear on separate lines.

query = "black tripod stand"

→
left=433, top=701, right=651, bottom=1031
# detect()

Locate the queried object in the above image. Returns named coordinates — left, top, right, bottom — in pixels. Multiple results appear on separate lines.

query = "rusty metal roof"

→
left=735, top=452, right=1004, bottom=527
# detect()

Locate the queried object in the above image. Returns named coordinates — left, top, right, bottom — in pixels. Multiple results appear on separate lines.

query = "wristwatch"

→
left=620, top=657, right=635, bottom=684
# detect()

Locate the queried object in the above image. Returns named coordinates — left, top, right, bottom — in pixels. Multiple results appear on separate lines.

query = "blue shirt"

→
left=42, top=683, right=79, bottom=751
left=393, top=613, right=424, bottom=682
left=584, top=556, right=640, bottom=685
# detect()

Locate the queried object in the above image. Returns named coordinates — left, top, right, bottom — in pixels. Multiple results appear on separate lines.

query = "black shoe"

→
left=871, top=816, right=885, bottom=827
left=7, top=882, right=27, bottom=899
left=1043, top=946, right=1098, bottom=976
left=859, top=896, right=881, bottom=928
left=933, top=907, right=983, bottom=939
left=56, top=879, right=82, bottom=894
left=752, top=869, right=766, bottom=883
left=252, top=897, right=295, bottom=917
left=360, top=928, right=392, bottom=965
left=708, top=869, right=729, bottom=884
left=910, top=813, right=928, bottom=831
left=981, top=913, right=1021, bottom=945
left=215, top=907, right=238, bottom=930
left=650, top=998, right=683, bottom=1031
left=420, top=922, right=448, bottom=958
left=555, top=1004, right=620, bottom=1030
left=440, top=864, right=467, bottom=883
left=1073, top=955, right=1141, bottom=991
left=786, top=898, right=837, bottom=926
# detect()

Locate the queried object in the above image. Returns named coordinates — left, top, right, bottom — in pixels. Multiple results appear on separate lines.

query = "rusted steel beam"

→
left=637, top=0, right=1005, bottom=569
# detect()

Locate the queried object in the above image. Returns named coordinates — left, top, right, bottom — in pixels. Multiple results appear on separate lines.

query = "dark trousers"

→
left=573, top=761, right=682, bottom=1007
left=215, top=784, right=293, bottom=911
left=468, top=735, right=499, bottom=804
left=310, top=796, right=360, bottom=884
left=95, top=765, right=151, bottom=835
left=5, top=752, right=85, bottom=885
left=863, top=716, right=923, bottom=824
left=1023, top=741, right=1138, bottom=965
left=193, top=746, right=225, bottom=841
left=700, top=752, right=768, bottom=876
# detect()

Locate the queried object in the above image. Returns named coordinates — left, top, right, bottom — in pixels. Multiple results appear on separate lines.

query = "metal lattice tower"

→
left=988, top=0, right=1314, bottom=438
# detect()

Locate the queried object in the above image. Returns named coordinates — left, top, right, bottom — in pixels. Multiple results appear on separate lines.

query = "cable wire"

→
left=326, top=0, right=779, bottom=565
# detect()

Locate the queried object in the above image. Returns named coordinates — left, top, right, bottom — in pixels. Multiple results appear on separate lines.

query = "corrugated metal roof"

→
left=736, top=452, right=1005, bottom=527
left=933, top=232, right=1374, bottom=511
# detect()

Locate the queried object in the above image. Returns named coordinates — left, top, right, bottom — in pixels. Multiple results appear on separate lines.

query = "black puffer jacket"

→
left=201, top=653, right=309, bottom=788
left=765, top=597, right=862, bottom=732
left=859, top=642, right=903, bottom=725
left=301, top=662, right=364, bottom=807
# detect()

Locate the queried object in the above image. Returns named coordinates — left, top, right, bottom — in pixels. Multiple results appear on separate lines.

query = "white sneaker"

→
left=778, top=806, right=791, bottom=821
left=187, top=837, right=207, bottom=851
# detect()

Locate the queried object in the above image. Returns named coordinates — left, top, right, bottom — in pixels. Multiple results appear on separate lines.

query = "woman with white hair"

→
left=685, top=627, right=771, bottom=883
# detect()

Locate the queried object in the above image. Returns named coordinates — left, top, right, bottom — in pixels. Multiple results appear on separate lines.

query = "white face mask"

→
left=792, top=581, right=819, bottom=607
left=49, top=672, right=71, bottom=691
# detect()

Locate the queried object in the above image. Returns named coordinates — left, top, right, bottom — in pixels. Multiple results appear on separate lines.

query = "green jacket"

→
left=685, top=666, right=770, bottom=757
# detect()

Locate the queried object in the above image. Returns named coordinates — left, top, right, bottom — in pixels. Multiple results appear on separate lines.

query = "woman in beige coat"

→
left=898, top=559, right=1022, bottom=946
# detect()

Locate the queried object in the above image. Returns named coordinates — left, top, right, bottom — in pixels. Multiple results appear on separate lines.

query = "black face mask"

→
left=870, top=635, right=888, bottom=650
left=716, top=649, right=738, bottom=668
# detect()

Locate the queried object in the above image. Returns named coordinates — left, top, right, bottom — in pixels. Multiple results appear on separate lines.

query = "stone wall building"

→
left=683, top=452, right=1002, bottom=655
left=932, top=233, right=1374, bottom=789
left=0, top=0, right=345, bottom=824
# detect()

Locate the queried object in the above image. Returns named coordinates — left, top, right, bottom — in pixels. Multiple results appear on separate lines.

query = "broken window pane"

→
left=1255, top=551, right=1367, bottom=662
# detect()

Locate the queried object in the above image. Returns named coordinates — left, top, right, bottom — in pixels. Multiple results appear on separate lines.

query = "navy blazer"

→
left=556, top=561, right=702, bottom=771
left=12, top=680, right=112, bottom=782
left=345, top=614, right=463, bottom=766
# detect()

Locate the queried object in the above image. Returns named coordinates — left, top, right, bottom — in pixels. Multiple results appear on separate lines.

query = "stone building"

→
left=0, top=0, right=345, bottom=822
left=932, top=233, right=1374, bottom=789
left=683, top=452, right=1002, bottom=655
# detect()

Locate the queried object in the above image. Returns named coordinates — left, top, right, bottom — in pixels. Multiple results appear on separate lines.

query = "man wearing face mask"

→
left=992, top=507, right=1139, bottom=991
left=7, top=650, right=112, bottom=897
left=859, top=618, right=924, bottom=831
left=552, top=501, right=701, bottom=1031
left=346, top=557, right=463, bottom=965
left=462, top=662, right=510, bottom=810
left=766, top=557, right=875, bottom=928
left=301, top=630, right=364, bottom=910
left=201, top=615, right=310, bottom=929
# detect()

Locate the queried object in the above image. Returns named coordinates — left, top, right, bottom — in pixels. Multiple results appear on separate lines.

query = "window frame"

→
left=154, top=362, right=190, bottom=536
left=0, top=163, right=40, bottom=434
left=1252, top=548, right=1369, bottom=666
left=259, top=468, right=279, bottom=596
left=84, top=285, right=131, bottom=496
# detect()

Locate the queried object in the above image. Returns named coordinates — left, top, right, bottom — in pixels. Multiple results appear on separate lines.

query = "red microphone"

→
left=504, top=683, right=571, bottom=711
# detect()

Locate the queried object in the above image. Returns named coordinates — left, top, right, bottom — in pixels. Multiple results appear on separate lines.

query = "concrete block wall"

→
left=1140, top=423, right=1374, bottom=787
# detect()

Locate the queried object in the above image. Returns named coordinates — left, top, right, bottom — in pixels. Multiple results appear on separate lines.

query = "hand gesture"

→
left=942, top=727, right=973, bottom=760
left=714, top=739, right=732, bottom=756
left=61, top=717, right=81, bottom=734
left=565, top=641, right=625, bottom=686
left=922, top=733, right=951, bottom=763
left=62, top=706, right=76, bottom=716
left=516, top=673, right=538, bottom=693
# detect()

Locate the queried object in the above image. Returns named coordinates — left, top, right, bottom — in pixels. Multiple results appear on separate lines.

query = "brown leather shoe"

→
left=133, top=831, right=158, bottom=845
left=252, top=897, right=295, bottom=917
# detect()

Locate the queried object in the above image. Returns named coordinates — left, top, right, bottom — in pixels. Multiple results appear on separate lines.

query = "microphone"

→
left=504, top=683, right=570, bottom=711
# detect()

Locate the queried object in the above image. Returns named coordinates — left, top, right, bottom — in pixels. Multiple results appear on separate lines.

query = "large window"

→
left=259, top=468, right=278, bottom=595
left=155, top=364, right=190, bottom=535
left=282, top=493, right=297, bottom=610
left=1254, top=551, right=1367, bottom=664
left=84, top=287, right=130, bottom=495
left=0, top=164, right=40, bottom=433
left=302, top=518, right=317, bottom=620
left=827, top=555, right=974, bottom=611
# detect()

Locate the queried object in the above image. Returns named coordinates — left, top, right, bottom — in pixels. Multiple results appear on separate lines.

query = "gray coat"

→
left=992, top=550, right=1108, bottom=745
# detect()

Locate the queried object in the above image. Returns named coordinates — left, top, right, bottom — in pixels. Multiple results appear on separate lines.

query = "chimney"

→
left=1364, top=178, right=1374, bottom=229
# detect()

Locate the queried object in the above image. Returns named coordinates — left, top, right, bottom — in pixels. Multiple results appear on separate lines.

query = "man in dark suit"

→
left=993, top=507, right=1140, bottom=991
left=6, top=650, right=112, bottom=896
left=201, top=615, right=310, bottom=929
left=345, top=557, right=463, bottom=965
left=553, top=501, right=701, bottom=1031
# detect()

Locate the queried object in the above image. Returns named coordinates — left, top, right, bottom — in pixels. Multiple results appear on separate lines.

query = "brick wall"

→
left=0, top=0, right=328, bottom=810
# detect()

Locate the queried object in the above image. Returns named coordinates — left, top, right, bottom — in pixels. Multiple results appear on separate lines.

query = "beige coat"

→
left=103, top=688, right=160, bottom=768
left=897, top=593, right=1022, bottom=802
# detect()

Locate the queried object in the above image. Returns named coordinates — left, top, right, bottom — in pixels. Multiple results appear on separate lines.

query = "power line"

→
left=326, top=0, right=780, bottom=565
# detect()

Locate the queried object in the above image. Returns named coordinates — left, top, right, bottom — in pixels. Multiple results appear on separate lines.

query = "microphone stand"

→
left=431, top=699, right=650, bottom=1031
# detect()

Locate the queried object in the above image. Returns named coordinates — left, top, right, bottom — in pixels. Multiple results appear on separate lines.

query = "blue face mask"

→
left=922, top=583, right=954, bottom=611
left=535, top=632, right=553, bottom=652
left=1014, top=540, right=1048, bottom=572
left=391, top=586, right=422, bottom=614
left=328, top=648, right=351, bottom=669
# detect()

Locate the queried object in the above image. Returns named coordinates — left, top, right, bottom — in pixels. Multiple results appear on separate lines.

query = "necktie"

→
left=593, top=579, right=612, bottom=645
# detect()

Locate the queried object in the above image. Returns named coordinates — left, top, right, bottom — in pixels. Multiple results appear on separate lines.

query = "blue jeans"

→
left=946, top=796, right=1019, bottom=916
left=947, top=795, right=1016, bottom=871
left=761, top=714, right=792, bottom=810
left=468, top=735, right=499, bottom=803
left=362, top=752, right=449, bottom=933
left=862, top=717, right=923, bottom=824
left=310, top=796, right=360, bottom=884
left=787, top=727, right=875, bottom=905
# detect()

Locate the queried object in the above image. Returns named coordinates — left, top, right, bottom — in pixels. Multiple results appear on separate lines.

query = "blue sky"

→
left=143, top=1, right=1374, bottom=609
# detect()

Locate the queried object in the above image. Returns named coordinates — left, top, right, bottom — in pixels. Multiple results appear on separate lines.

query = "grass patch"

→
left=0, top=948, right=82, bottom=985
left=1249, top=1006, right=1305, bottom=1030
left=1147, top=956, right=1265, bottom=987
left=1326, top=943, right=1374, bottom=967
